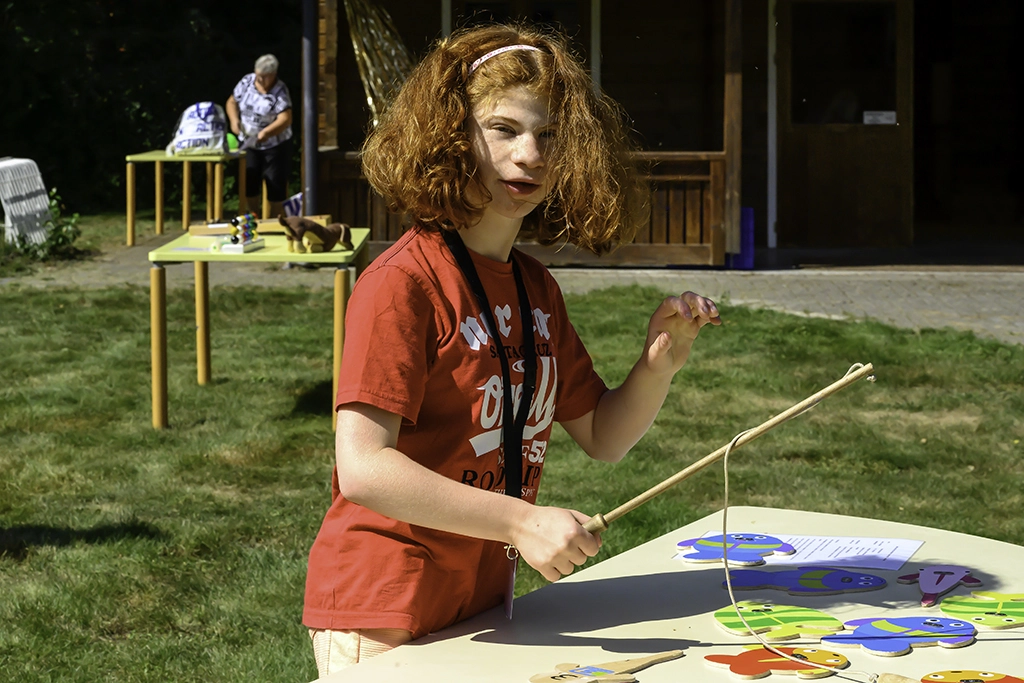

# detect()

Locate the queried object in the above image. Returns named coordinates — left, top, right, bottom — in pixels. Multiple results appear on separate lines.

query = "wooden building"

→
left=314, top=0, right=1024, bottom=266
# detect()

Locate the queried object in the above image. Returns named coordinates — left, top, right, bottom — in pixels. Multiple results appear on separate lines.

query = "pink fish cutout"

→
left=897, top=564, right=982, bottom=606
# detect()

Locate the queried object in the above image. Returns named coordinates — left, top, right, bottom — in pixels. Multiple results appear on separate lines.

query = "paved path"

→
left=4, top=233, right=1023, bottom=346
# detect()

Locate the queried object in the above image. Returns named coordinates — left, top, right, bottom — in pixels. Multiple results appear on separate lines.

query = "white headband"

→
left=469, top=44, right=542, bottom=74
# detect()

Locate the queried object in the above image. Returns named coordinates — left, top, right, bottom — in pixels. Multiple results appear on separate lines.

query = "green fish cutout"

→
left=714, top=600, right=845, bottom=641
left=940, top=591, right=1024, bottom=629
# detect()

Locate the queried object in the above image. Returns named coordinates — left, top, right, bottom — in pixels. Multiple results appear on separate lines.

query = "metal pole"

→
left=302, top=0, right=318, bottom=215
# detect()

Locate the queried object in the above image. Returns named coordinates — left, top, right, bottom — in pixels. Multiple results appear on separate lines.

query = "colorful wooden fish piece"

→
left=897, top=565, right=982, bottom=606
left=676, top=533, right=796, bottom=566
left=920, top=672, right=1024, bottom=683
left=940, top=591, right=1024, bottom=629
left=714, top=601, right=844, bottom=641
left=529, top=650, right=684, bottom=683
left=820, top=616, right=976, bottom=656
left=726, top=567, right=887, bottom=595
left=705, top=644, right=849, bottom=679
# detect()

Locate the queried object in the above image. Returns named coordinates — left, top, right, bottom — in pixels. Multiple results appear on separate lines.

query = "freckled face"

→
left=467, top=86, right=557, bottom=223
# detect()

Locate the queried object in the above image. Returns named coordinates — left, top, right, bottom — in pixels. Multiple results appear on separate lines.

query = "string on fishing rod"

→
left=719, top=363, right=891, bottom=683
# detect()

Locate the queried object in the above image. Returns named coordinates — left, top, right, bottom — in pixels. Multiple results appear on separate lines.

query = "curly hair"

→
left=361, top=23, right=648, bottom=255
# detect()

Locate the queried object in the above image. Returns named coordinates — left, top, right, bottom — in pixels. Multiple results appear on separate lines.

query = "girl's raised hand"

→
left=643, top=291, right=721, bottom=375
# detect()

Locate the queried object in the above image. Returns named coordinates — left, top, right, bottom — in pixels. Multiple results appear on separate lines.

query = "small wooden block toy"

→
left=920, top=672, right=1024, bottom=683
left=820, top=616, right=976, bottom=656
left=529, top=650, right=684, bottom=683
left=940, top=591, right=1024, bottom=629
left=726, top=567, right=887, bottom=595
left=714, top=601, right=844, bottom=641
left=704, top=644, right=849, bottom=679
left=897, top=565, right=982, bottom=606
left=676, top=533, right=796, bottom=566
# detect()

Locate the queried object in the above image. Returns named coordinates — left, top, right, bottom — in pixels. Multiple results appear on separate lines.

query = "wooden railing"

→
left=317, top=149, right=726, bottom=266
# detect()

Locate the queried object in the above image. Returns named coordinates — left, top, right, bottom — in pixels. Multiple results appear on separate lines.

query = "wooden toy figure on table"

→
left=217, top=212, right=263, bottom=253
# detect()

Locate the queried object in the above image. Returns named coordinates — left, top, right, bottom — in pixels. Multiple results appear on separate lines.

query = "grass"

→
left=0, top=277, right=1022, bottom=681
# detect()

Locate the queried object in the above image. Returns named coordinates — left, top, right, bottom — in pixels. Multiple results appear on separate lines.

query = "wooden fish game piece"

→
left=897, top=565, right=982, bottom=606
left=676, top=533, right=796, bottom=566
left=704, top=644, right=849, bottom=679
left=726, top=567, right=887, bottom=596
left=819, top=616, right=976, bottom=656
left=529, top=650, right=684, bottom=683
left=940, top=591, right=1024, bottom=629
left=919, top=672, right=1024, bottom=683
left=714, top=601, right=844, bottom=641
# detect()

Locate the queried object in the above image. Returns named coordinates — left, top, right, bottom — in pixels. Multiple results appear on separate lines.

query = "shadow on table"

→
left=437, top=560, right=1018, bottom=654
left=0, top=520, right=165, bottom=562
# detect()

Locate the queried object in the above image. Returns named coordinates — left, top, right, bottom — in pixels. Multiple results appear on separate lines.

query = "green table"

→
left=125, top=149, right=246, bottom=246
left=147, top=230, right=370, bottom=429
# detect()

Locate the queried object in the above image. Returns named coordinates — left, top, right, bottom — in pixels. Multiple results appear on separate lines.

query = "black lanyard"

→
left=442, top=230, right=537, bottom=499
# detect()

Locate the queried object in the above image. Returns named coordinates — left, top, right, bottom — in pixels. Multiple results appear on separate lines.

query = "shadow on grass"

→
left=0, top=520, right=165, bottom=562
left=291, top=380, right=334, bottom=417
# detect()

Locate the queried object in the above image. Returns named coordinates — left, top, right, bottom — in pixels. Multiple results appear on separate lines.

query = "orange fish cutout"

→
left=529, top=650, right=684, bottom=683
left=705, top=644, right=849, bottom=679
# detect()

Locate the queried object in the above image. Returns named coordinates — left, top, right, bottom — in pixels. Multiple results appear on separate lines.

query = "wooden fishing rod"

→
left=583, top=363, right=876, bottom=534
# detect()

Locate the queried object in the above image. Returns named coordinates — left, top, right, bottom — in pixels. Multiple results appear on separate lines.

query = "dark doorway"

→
left=914, top=0, right=1024, bottom=248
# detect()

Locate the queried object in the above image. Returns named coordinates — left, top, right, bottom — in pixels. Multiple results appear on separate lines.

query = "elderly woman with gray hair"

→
left=226, top=53, right=294, bottom=218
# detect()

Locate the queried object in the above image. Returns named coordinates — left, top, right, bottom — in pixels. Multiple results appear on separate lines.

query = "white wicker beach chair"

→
left=0, top=157, right=52, bottom=247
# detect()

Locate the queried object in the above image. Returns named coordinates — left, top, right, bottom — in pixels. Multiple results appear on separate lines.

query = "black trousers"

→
left=244, top=138, right=292, bottom=202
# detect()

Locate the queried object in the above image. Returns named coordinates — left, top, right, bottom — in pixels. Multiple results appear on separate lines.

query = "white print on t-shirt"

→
left=468, top=356, right=557, bottom=458
left=461, top=306, right=551, bottom=351
left=495, top=304, right=512, bottom=337
left=460, top=316, right=489, bottom=350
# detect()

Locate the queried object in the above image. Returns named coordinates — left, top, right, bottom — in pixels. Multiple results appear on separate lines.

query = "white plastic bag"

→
left=166, top=102, right=229, bottom=156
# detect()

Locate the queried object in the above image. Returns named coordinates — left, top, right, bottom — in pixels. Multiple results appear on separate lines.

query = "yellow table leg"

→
left=238, top=156, right=247, bottom=213
left=182, top=161, right=192, bottom=230
left=155, top=160, right=164, bottom=235
left=214, top=162, right=224, bottom=220
left=195, top=261, right=211, bottom=385
left=206, top=162, right=214, bottom=222
left=262, top=180, right=270, bottom=220
left=126, top=162, right=136, bottom=246
left=332, top=266, right=350, bottom=430
left=151, top=265, right=168, bottom=429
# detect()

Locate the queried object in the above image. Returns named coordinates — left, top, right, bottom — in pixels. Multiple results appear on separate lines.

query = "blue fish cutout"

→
left=676, top=533, right=796, bottom=565
left=725, top=566, right=888, bottom=595
left=820, top=616, right=976, bottom=656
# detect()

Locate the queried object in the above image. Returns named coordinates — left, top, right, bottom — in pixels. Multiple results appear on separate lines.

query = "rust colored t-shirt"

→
left=302, top=226, right=608, bottom=639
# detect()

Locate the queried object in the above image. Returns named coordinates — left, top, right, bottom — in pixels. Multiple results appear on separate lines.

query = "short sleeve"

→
left=272, top=83, right=292, bottom=115
left=335, top=266, right=436, bottom=424
left=547, top=277, right=608, bottom=422
left=232, top=75, right=250, bottom=104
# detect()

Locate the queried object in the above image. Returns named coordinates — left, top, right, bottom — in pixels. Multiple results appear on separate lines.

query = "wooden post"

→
left=182, top=161, right=192, bottom=230
left=195, top=261, right=211, bottom=385
left=206, top=162, right=214, bottom=222
left=126, top=162, right=136, bottom=246
left=214, top=162, right=224, bottom=220
left=155, top=160, right=164, bottom=235
left=238, top=156, right=247, bottom=213
left=151, top=265, right=168, bottom=429
left=319, top=0, right=340, bottom=148
left=332, top=266, right=349, bottom=430
left=262, top=180, right=271, bottom=219
left=723, top=0, right=743, bottom=256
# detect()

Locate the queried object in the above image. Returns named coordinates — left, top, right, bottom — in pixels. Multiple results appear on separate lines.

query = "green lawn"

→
left=1, top=279, right=1021, bottom=682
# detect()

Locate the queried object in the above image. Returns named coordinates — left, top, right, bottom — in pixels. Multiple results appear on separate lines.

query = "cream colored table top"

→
left=321, top=506, right=1024, bottom=682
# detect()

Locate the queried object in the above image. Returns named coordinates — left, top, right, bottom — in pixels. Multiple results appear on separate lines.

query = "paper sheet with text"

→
left=677, top=532, right=923, bottom=571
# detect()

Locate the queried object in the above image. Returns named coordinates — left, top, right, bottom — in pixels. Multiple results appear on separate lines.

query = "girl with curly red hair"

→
left=303, top=22, right=720, bottom=677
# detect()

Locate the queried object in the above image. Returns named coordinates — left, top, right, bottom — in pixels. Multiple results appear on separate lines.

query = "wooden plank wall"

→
left=317, top=150, right=725, bottom=266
